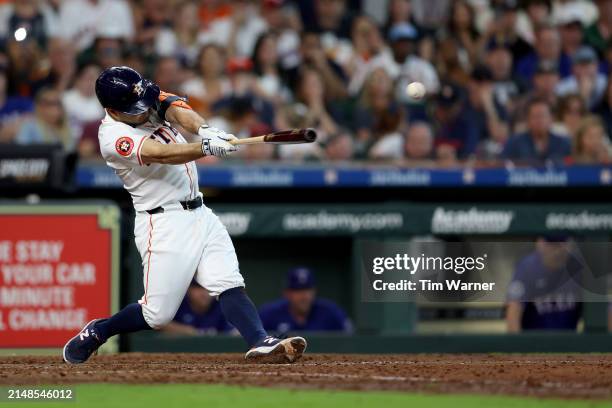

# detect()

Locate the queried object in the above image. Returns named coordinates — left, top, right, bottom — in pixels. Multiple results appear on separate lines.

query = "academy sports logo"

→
left=431, top=207, right=514, bottom=233
left=115, top=137, right=134, bottom=156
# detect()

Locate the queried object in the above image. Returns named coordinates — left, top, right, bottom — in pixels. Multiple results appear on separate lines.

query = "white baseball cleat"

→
left=245, top=336, right=307, bottom=363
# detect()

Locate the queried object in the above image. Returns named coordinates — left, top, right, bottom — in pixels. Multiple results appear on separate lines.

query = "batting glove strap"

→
left=201, top=137, right=236, bottom=158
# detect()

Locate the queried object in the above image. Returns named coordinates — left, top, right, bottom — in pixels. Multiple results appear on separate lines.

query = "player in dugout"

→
left=259, top=267, right=353, bottom=334
left=162, top=281, right=234, bottom=336
left=506, top=236, right=583, bottom=332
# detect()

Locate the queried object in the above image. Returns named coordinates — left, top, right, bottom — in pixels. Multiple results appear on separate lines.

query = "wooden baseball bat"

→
left=229, top=128, right=317, bottom=146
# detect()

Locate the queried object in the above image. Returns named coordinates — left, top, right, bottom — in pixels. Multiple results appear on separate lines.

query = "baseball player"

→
left=62, top=66, right=306, bottom=364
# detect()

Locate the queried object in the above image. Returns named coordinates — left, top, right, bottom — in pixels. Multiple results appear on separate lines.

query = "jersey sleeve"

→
left=99, top=124, right=152, bottom=169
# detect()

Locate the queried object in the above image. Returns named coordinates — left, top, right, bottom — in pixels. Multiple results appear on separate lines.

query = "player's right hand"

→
left=199, top=126, right=238, bottom=158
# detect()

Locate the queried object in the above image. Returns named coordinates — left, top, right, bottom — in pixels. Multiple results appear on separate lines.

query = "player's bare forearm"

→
left=165, top=105, right=207, bottom=135
left=140, top=138, right=203, bottom=165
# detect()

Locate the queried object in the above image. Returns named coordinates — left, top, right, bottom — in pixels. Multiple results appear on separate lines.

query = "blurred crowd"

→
left=0, top=0, right=611, bottom=166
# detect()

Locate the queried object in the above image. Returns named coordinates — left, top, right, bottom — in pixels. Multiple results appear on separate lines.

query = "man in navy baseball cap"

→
left=258, top=267, right=352, bottom=334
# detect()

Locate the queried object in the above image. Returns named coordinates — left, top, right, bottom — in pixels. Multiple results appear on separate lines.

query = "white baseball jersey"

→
left=98, top=112, right=199, bottom=212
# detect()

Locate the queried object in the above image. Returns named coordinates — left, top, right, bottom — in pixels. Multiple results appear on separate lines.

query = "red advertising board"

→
left=0, top=211, right=117, bottom=348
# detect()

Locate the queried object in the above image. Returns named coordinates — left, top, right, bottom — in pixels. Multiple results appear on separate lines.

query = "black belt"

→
left=146, top=196, right=202, bottom=215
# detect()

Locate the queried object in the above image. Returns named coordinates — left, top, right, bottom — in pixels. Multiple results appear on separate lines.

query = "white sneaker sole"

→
left=245, top=337, right=307, bottom=363
left=62, top=319, right=100, bottom=364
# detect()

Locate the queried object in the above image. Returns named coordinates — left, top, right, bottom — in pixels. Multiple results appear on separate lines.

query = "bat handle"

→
left=229, top=135, right=267, bottom=146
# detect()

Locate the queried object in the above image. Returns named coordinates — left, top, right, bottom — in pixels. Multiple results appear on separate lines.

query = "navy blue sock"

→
left=96, top=303, right=152, bottom=342
left=219, top=287, right=267, bottom=347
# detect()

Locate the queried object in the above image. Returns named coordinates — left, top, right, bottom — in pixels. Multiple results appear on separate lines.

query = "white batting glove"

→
left=198, top=126, right=238, bottom=158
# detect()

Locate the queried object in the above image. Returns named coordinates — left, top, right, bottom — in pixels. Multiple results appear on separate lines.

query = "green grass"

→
left=6, top=384, right=612, bottom=408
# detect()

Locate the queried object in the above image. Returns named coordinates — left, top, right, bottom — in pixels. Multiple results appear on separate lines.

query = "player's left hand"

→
left=198, top=126, right=238, bottom=157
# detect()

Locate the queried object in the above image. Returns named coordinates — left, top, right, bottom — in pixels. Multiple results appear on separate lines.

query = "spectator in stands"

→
left=197, top=0, right=232, bottom=29
left=435, top=140, right=460, bottom=168
left=251, top=32, right=290, bottom=104
left=304, top=0, right=354, bottom=39
left=436, top=31, right=476, bottom=87
left=277, top=67, right=338, bottom=159
left=556, top=46, right=609, bottom=110
left=181, top=44, right=231, bottom=116
left=411, top=0, right=451, bottom=35
left=584, top=0, right=612, bottom=56
left=132, top=0, right=172, bottom=58
left=31, top=38, right=76, bottom=95
left=553, top=94, right=587, bottom=138
left=199, top=0, right=267, bottom=58
left=571, top=115, right=612, bottom=164
left=5, top=30, right=45, bottom=98
left=431, top=83, right=478, bottom=158
left=485, top=42, right=522, bottom=118
left=163, top=282, right=233, bottom=335
left=404, top=121, right=434, bottom=163
left=15, top=87, right=75, bottom=151
left=520, top=60, right=561, bottom=112
left=515, top=0, right=552, bottom=46
left=446, top=1, right=481, bottom=68
left=386, top=22, right=440, bottom=100
left=502, top=98, right=571, bottom=163
left=62, top=64, right=104, bottom=138
left=515, top=24, right=570, bottom=83
left=367, top=104, right=404, bottom=160
left=57, top=0, right=134, bottom=52
left=286, top=31, right=348, bottom=101
left=208, top=95, right=261, bottom=140
left=354, top=22, right=439, bottom=98
left=5, top=0, right=48, bottom=49
left=258, top=0, right=301, bottom=71
left=466, top=66, right=510, bottom=158
left=345, top=16, right=386, bottom=90
left=382, top=0, right=419, bottom=41
left=154, top=0, right=202, bottom=66
left=594, top=74, right=612, bottom=139
left=354, top=67, right=400, bottom=157
left=484, top=0, right=533, bottom=64
left=77, top=120, right=101, bottom=159
left=259, top=267, right=352, bottom=334
left=557, top=10, right=586, bottom=59
left=506, top=237, right=582, bottom=332
left=218, top=57, right=276, bottom=126
left=0, top=67, right=33, bottom=143
left=324, top=129, right=355, bottom=161
left=153, top=56, right=185, bottom=95
left=90, top=36, right=125, bottom=69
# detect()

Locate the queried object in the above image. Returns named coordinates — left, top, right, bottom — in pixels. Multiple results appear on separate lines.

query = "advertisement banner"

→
left=0, top=205, right=119, bottom=348
left=213, top=204, right=612, bottom=237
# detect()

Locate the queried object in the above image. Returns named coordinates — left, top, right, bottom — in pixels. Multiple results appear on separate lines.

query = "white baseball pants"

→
left=133, top=202, right=245, bottom=328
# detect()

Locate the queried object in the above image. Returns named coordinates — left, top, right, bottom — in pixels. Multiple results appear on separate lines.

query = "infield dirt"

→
left=1, top=353, right=611, bottom=399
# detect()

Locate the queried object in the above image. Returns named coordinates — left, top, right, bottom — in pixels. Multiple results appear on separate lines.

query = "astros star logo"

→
left=115, top=136, right=135, bottom=156
left=133, top=81, right=145, bottom=97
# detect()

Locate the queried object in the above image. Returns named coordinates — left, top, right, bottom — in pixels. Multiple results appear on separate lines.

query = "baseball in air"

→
left=406, top=81, right=426, bottom=100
